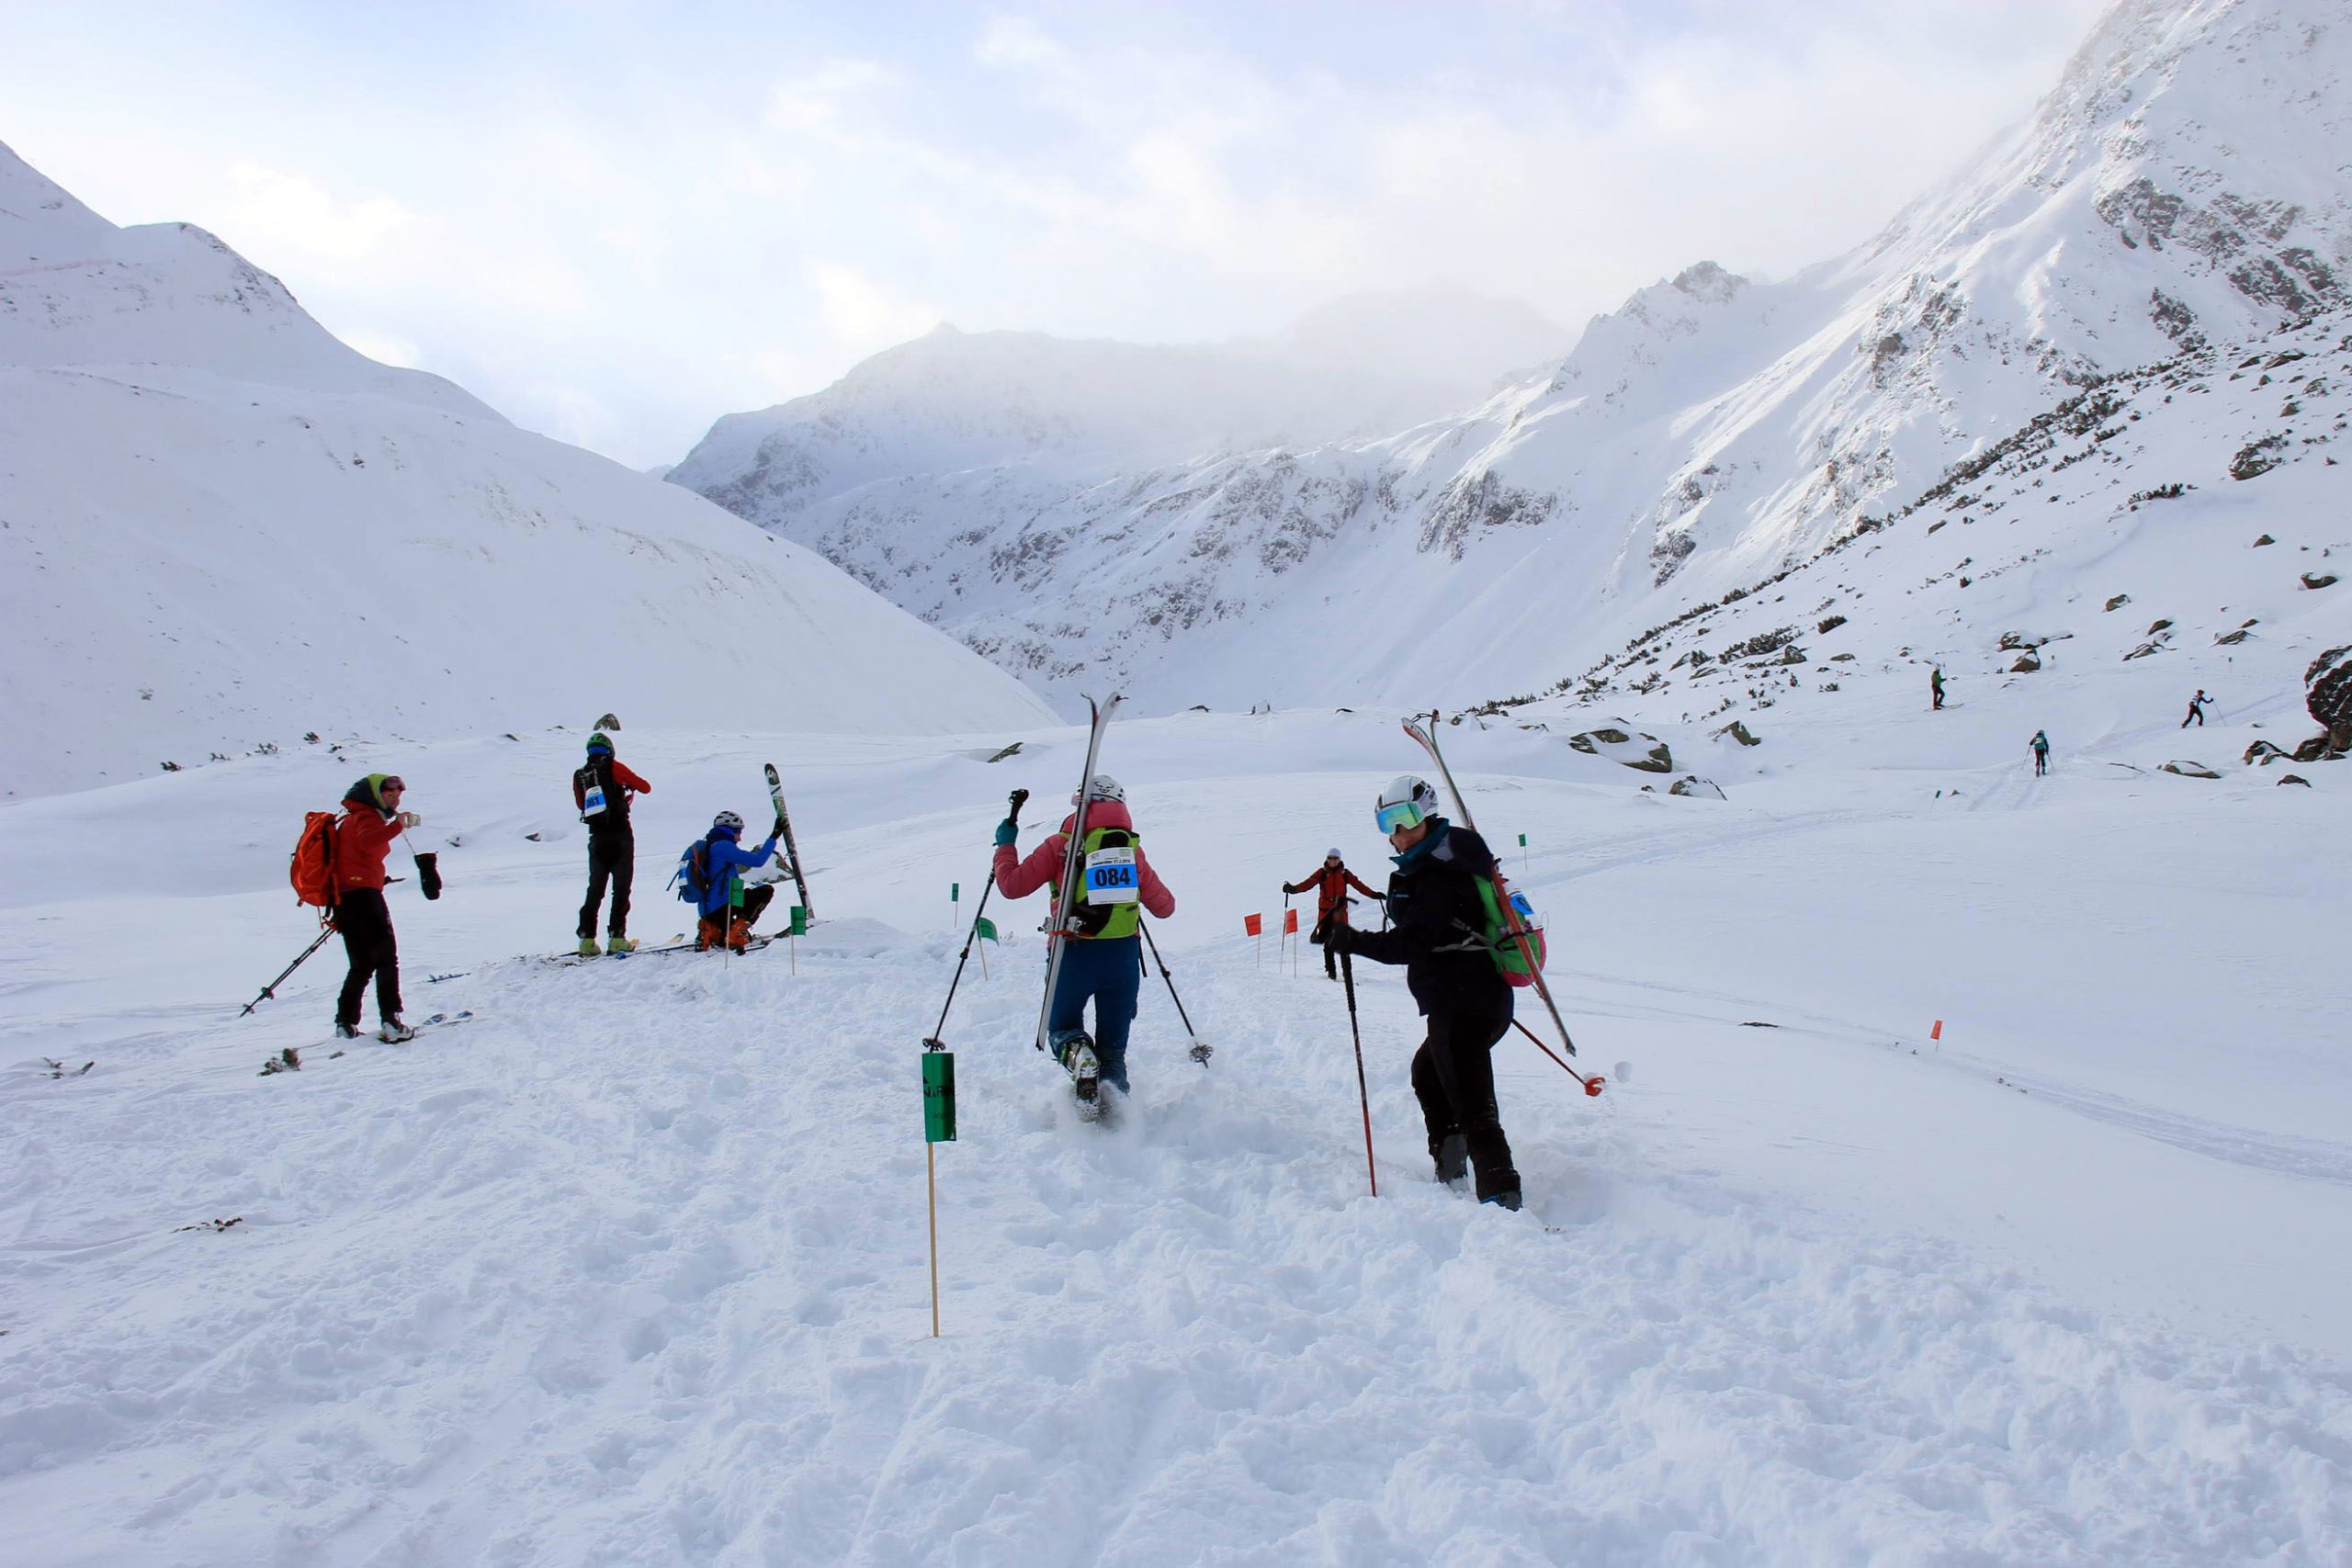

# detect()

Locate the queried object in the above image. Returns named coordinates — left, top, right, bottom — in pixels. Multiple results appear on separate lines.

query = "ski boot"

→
left=1481, top=1190, right=1522, bottom=1213
left=379, top=1017, right=416, bottom=1044
left=577, top=936, right=601, bottom=957
left=695, top=916, right=724, bottom=952
left=726, top=917, right=752, bottom=954
left=1433, top=1133, right=1468, bottom=1188
left=1055, top=1031, right=1102, bottom=1107
left=606, top=935, right=639, bottom=954
left=334, top=1021, right=362, bottom=1041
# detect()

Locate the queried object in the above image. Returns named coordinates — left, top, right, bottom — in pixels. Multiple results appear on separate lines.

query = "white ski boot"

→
left=1057, top=1032, right=1102, bottom=1113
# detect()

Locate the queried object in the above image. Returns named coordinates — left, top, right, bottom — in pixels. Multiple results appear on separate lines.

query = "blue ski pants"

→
left=1048, top=934, right=1142, bottom=1092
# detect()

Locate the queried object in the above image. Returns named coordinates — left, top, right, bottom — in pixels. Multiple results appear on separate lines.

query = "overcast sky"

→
left=4, top=0, right=2109, bottom=468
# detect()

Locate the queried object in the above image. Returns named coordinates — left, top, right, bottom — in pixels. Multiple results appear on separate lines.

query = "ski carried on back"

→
left=1035, top=694, right=1122, bottom=1117
left=1402, top=713, right=1604, bottom=1098
left=764, top=762, right=815, bottom=923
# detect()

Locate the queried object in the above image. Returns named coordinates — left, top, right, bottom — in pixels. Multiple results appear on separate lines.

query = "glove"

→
left=396, top=811, right=423, bottom=829
left=1323, top=924, right=1352, bottom=955
left=994, top=819, right=1018, bottom=847
left=1281, top=883, right=1296, bottom=896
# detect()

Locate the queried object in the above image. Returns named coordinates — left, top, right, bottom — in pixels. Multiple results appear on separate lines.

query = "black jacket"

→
left=1345, top=820, right=1512, bottom=1021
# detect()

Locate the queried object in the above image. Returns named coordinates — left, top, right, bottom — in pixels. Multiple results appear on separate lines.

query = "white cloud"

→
left=0, top=0, right=2109, bottom=466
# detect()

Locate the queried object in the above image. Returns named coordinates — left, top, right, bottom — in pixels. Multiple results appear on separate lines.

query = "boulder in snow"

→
left=1668, top=775, right=1727, bottom=800
left=1713, top=719, right=1762, bottom=748
left=1569, top=725, right=1674, bottom=773
left=2301, top=571, right=2340, bottom=591
left=2159, top=760, right=2222, bottom=779
left=2307, top=646, right=2352, bottom=750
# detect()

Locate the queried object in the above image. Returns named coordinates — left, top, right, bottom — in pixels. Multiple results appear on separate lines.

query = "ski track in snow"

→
left=6, top=916, right=2351, bottom=1564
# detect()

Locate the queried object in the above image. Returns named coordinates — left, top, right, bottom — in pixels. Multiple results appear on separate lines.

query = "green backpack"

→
left=1067, top=825, right=1143, bottom=939
left=1473, top=874, right=1546, bottom=987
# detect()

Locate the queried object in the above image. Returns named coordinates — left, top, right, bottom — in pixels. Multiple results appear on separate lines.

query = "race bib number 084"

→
left=1084, top=846, right=1139, bottom=903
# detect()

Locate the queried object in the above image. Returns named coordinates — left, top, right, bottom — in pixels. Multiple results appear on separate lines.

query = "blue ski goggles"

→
left=1375, top=798, right=1430, bottom=835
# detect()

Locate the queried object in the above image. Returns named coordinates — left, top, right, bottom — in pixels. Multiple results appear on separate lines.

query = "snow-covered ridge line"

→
left=671, top=0, right=2352, bottom=721
left=0, top=139, right=1055, bottom=798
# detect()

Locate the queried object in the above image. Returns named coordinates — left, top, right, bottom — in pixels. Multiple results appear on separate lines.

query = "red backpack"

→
left=290, top=811, right=340, bottom=911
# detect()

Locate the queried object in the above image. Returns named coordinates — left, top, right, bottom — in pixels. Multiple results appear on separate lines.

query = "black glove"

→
left=1323, top=923, right=1352, bottom=955
left=1281, top=882, right=1296, bottom=896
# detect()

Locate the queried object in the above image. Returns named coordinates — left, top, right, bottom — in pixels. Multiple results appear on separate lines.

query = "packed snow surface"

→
left=3, top=700, right=2347, bottom=1564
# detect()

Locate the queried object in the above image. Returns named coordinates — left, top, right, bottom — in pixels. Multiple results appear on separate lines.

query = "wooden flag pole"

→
left=926, top=1142, right=940, bottom=1338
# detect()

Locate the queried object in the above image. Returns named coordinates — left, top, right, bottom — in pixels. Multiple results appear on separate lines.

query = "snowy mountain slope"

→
left=0, top=142, right=1054, bottom=798
left=667, top=290, right=1568, bottom=537
left=672, top=0, right=2352, bottom=722
left=2, top=713, right=2347, bottom=1563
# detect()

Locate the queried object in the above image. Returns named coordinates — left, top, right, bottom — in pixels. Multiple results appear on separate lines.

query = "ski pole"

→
left=1138, top=920, right=1210, bottom=1064
left=1510, top=1017, right=1605, bottom=1097
left=240, top=923, right=337, bottom=1016
left=1340, top=950, right=1378, bottom=1195
left=924, top=790, right=1025, bottom=1048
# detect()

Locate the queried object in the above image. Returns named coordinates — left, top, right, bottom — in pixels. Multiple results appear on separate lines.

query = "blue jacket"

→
left=697, top=827, right=779, bottom=916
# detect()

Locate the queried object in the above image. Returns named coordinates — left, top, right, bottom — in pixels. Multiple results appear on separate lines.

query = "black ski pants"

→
left=1411, top=1010, right=1519, bottom=1201
left=335, top=888, right=401, bottom=1030
left=578, top=829, right=636, bottom=939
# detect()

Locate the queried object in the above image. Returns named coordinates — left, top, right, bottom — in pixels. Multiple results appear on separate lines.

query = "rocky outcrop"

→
left=1713, top=719, right=1762, bottom=748
left=2159, top=760, right=2222, bottom=779
left=2307, top=646, right=2352, bottom=750
left=1568, top=726, right=1675, bottom=773
left=1668, top=775, right=1727, bottom=800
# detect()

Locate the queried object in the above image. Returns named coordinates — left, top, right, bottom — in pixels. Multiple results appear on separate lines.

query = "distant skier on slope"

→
left=573, top=730, right=650, bottom=955
left=2182, top=689, right=2210, bottom=728
left=1324, top=776, right=1521, bottom=1211
left=2030, top=729, right=2051, bottom=776
left=993, top=774, right=1175, bottom=1098
left=1283, top=849, right=1383, bottom=980
left=689, top=810, right=785, bottom=953
left=333, top=773, right=423, bottom=1042
left=1931, top=668, right=1948, bottom=711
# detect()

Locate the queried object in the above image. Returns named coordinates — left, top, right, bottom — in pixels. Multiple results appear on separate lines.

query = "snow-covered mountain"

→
left=673, top=0, right=2350, bottom=718
left=0, top=142, right=1054, bottom=799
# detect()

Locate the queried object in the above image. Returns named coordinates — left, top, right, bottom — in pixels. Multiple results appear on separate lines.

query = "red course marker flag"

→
left=1243, top=913, right=1263, bottom=937
left=1930, top=1019, right=1944, bottom=1041
left=1283, top=908, right=1299, bottom=934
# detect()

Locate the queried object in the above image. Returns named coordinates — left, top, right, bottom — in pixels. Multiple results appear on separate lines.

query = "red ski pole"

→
left=1511, top=1017, right=1604, bottom=1097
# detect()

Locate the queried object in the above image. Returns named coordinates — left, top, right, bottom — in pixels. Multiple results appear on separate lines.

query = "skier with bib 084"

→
left=1284, top=849, right=1383, bottom=980
left=992, top=774, right=1175, bottom=1098
left=1324, top=775, right=1522, bottom=1211
left=573, top=730, right=650, bottom=955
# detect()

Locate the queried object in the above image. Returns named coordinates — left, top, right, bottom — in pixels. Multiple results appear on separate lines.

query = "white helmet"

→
left=1326, top=847, right=1343, bottom=859
left=1375, top=774, right=1439, bottom=834
left=1074, top=773, right=1125, bottom=805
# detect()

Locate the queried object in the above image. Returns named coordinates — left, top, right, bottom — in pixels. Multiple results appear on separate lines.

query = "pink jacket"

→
left=993, top=800, right=1175, bottom=932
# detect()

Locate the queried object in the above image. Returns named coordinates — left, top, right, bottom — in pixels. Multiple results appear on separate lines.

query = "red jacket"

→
left=993, top=800, right=1175, bottom=934
left=333, top=807, right=405, bottom=894
left=1290, top=863, right=1380, bottom=922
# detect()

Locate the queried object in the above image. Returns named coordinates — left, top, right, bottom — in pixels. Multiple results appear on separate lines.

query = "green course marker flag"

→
left=922, top=1050, right=956, bottom=1142
left=789, top=906, right=808, bottom=936
left=922, top=1048, right=956, bottom=1337
left=1518, top=832, right=1527, bottom=847
left=975, top=917, right=999, bottom=942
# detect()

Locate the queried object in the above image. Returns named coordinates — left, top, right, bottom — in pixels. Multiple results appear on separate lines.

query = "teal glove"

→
left=993, top=818, right=1018, bottom=847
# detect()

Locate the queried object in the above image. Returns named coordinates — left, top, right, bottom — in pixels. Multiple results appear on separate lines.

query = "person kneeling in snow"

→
left=1326, top=775, right=1522, bottom=1211
left=992, top=774, right=1176, bottom=1097
left=692, top=810, right=785, bottom=953
left=334, top=773, right=423, bottom=1042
